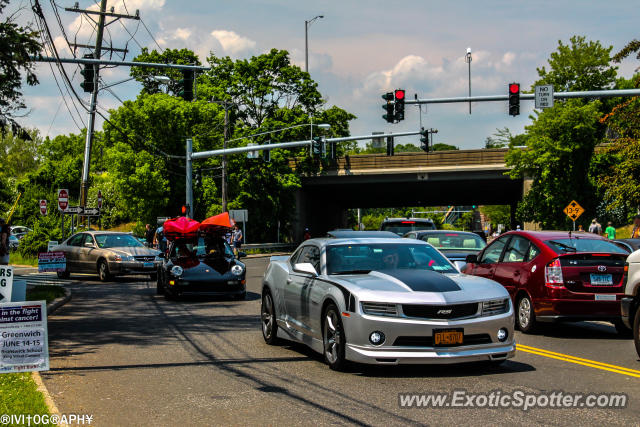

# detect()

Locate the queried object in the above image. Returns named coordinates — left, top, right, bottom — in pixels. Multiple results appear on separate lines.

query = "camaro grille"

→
left=134, top=256, right=155, bottom=262
left=393, top=334, right=492, bottom=347
left=401, top=303, right=479, bottom=319
left=361, top=302, right=398, bottom=316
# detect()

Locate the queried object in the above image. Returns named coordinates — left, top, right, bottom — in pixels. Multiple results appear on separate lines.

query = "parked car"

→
left=326, top=230, right=400, bottom=239
left=261, top=237, right=515, bottom=370
left=379, top=218, right=436, bottom=236
left=613, top=239, right=640, bottom=253
left=463, top=231, right=629, bottom=334
left=10, top=225, right=32, bottom=240
left=53, top=231, right=161, bottom=281
left=404, top=230, right=487, bottom=268
left=8, top=235, right=19, bottom=251
left=157, top=234, right=246, bottom=299
left=621, top=251, right=640, bottom=357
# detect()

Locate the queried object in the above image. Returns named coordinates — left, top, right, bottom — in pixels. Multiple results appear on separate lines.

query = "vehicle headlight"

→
left=361, top=302, right=398, bottom=316
left=114, top=254, right=133, bottom=262
left=171, top=266, right=184, bottom=276
left=481, top=299, right=510, bottom=316
left=231, top=265, right=244, bottom=276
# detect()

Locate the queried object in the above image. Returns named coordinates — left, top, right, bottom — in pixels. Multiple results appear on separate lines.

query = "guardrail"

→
left=242, top=243, right=296, bottom=251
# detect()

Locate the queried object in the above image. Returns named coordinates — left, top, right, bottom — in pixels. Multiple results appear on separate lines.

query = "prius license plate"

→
left=433, top=329, right=463, bottom=347
left=595, top=294, right=616, bottom=301
left=590, top=274, right=612, bottom=286
left=143, top=262, right=153, bottom=268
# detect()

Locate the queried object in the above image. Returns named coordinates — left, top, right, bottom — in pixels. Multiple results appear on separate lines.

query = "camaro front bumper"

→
left=342, top=311, right=516, bottom=365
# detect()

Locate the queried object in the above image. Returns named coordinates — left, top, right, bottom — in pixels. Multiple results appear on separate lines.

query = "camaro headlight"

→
left=481, top=299, right=510, bottom=316
left=171, top=265, right=184, bottom=276
left=231, top=265, right=244, bottom=276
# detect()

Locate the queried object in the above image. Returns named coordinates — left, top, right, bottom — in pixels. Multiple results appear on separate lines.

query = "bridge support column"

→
left=521, top=175, right=540, bottom=231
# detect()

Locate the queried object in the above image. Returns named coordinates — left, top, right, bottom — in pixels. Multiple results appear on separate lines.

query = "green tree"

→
left=533, top=36, right=617, bottom=92
left=0, top=0, right=41, bottom=126
left=0, top=127, right=42, bottom=179
left=432, top=143, right=458, bottom=151
left=506, top=100, right=603, bottom=228
left=130, top=48, right=202, bottom=97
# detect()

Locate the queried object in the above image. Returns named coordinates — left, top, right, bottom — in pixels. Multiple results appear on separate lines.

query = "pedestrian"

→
left=0, top=218, right=9, bottom=265
left=232, top=225, right=243, bottom=256
left=144, top=223, right=155, bottom=247
left=631, top=215, right=640, bottom=238
left=605, top=221, right=616, bottom=240
left=303, top=228, right=311, bottom=240
left=578, top=224, right=584, bottom=232
left=155, top=220, right=167, bottom=253
left=588, top=219, right=602, bottom=235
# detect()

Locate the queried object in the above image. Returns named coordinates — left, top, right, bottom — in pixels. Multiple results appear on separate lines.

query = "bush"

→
left=18, top=217, right=62, bottom=257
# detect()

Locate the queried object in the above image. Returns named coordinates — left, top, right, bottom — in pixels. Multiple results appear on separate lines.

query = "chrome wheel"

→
left=261, top=291, right=279, bottom=345
left=518, top=298, right=531, bottom=329
left=323, top=305, right=346, bottom=370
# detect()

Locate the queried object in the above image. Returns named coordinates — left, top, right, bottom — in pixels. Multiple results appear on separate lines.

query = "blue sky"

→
left=13, top=0, right=640, bottom=148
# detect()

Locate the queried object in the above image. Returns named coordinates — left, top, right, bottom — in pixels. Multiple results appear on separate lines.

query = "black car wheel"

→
left=323, top=303, right=347, bottom=371
left=156, top=273, right=164, bottom=295
left=516, top=295, right=538, bottom=334
left=261, top=290, right=280, bottom=345
left=149, top=273, right=158, bottom=282
left=612, top=319, right=632, bottom=337
left=57, top=269, right=70, bottom=279
left=634, top=304, right=640, bottom=358
left=98, top=260, right=112, bottom=282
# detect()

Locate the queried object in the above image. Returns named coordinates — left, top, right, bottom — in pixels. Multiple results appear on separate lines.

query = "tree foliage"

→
left=130, top=48, right=201, bottom=97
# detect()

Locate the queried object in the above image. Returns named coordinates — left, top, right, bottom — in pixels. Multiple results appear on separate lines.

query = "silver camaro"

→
left=261, top=237, right=515, bottom=370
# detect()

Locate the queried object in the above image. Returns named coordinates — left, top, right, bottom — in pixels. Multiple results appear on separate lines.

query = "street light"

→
left=465, top=47, right=472, bottom=114
left=305, top=15, right=324, bottom=73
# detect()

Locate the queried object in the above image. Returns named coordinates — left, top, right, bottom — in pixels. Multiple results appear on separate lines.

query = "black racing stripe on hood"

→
left=376, top=269, right=461, bottom=292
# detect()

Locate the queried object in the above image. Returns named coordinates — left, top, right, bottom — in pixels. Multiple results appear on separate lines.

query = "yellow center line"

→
left=516, top=344, right=640, bottom=378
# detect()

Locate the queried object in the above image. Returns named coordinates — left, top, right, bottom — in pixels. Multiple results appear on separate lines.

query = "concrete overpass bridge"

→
left=291, top=148, right=525, bottom=238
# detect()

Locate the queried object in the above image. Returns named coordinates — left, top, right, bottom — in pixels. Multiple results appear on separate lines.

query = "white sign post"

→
left=0, top=266, right=13, bottom=303
left=0, top=301, right=49, bottom=373
left=535, top=84, right=554, bottom=109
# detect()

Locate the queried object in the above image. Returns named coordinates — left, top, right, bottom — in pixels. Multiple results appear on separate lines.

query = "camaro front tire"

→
left=261, top=290, right=280, bottom=345
left=323, top=303, right=347, bottom=371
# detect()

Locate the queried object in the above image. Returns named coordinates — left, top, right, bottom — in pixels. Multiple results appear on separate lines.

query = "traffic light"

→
left=419, top=128, right=429, bottom=152
left=386, top=136, right=394, bottom=156
left=394, top=89, right=405, bottom=121
left=80, top=54, right=94, bottom=93
left=312, top=136, right=323, bottom=156
left=382, top=92, right=395, bottom=123
left=508, top=83, right=520, bottom=116
left=181, top=205, right=188, bottom=215
left=179, top=70, right=194, bottom=101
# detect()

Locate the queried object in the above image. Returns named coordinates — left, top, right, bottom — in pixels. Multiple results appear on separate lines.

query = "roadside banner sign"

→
left=57, top=189, right=68, bottom=211
left=97, top=190, right=103, bottom=209
left=563, top=200, right=585, bottom=222
left=0, top=266, right=13, bottom=303
left=0, top=301, right=49, bottom=373
left=535, top=85, right=554, bottom=109
left=38, top=252, right=66, bottom=273
left=39, top=200, right=47, bottom=216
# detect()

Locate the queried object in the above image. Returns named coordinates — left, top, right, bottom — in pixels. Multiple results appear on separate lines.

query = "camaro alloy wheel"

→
left=517, top=295, right=537, bottom=333
left=261, top=291, right=279, bottom=345
left=323, top=304, right=347, bottom=371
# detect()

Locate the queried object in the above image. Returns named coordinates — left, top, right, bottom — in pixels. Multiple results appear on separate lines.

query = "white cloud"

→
left=210, top=30, right=256, bottom=55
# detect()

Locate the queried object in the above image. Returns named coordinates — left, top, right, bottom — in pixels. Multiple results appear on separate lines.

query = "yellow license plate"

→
left=434, top=330, right=463, bottom=346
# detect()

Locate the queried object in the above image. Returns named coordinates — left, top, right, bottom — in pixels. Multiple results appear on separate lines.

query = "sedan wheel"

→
left=98, top=260, right=112, bottom=282
left=634, top=305, right=640, bottom=358
left=261, top=291, right=279, bottom=345
left=517, top=295, right=537, bottom=334
left=323, top=304, right=347, bottom=371
left=156, top=273, right=164, bottom=295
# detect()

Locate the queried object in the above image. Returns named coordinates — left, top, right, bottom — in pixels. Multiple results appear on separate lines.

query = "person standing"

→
left=588, top=219, right=602, bottom=235
left=631, top=215, right=640, bottom=238
left=303, top=228, right=311, bottom=240
left=0, top=219, right=9, bottom=265
left=605, top=222, right=616, bottom=240
left=232, top=225, right=243, bottom=256
left=155, top=221, right=167, bottom=253
left=144, top=224, right=155, bottom=247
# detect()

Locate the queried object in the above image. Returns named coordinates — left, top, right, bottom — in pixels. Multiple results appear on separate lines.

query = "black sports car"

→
left=157, top=234, right=247, bottom=299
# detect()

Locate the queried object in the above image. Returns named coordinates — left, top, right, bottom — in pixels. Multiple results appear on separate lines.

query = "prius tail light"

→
left=545, top=258, right=564, bottom=288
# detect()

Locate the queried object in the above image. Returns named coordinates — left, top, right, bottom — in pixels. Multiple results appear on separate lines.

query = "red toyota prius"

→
left=462, top=231, right=629, bottom=334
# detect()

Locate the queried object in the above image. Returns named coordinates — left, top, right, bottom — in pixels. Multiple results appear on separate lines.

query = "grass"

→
left=0, top=373, right=54, bottom=426
left=8, top=253, right=37, bottom=267
left=26, top=286, right=66, bottom=304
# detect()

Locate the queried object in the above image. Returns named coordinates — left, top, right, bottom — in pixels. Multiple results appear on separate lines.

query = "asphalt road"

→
left=21, top=259, right=640, bottom=426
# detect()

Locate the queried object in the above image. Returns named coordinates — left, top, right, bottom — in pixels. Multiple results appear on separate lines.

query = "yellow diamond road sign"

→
left=563, top=200, right=585, bottom=221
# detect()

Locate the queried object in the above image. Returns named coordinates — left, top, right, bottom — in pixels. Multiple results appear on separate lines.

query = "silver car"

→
left=261, top=237, right=515, bottom=370
left=54, top=231, right=161, bottom=281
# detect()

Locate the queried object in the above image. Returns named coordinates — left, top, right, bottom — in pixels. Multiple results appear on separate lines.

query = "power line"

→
left=140, top=16, right=163, bottom=52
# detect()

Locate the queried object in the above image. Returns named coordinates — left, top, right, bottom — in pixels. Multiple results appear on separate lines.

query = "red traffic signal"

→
left=509, top=83, right=520, bottom=94
left=394, top=89, right=405, bottom=100
left=181, top=205, right=187, bottom=215
left=508, top=83, right=520, bottom=116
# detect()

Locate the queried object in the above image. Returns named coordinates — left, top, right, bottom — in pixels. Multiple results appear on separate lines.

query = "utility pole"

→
left=65, top=2, right=140, bottom=209
left=222, top=102, right=230, bottom=212
left=186, top=138, right=193, bottom=218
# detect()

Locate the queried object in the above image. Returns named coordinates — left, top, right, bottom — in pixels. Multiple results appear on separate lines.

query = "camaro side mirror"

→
left=465, top=254, right=478, bottom=264
left=294, top=263, right=318, bottom=276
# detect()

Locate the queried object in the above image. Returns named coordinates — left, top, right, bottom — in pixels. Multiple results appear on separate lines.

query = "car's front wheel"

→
left=156, top=273, right=164, bottom=295
left=98, top=260, right=112, bottom=282
left=323, top=303, right=347, bottom=371
left=634, top=304, right=640, bottom=358
left=516, top=294, right=538, bottom=334
left=261, top=290, right=280, bottom=345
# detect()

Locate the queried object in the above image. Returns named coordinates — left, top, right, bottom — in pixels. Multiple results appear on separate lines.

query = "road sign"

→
left=57, top=189, right=69, bottom=211
left=38, top=252, right=66, bottom=273
left=229, top=209, right=248, bottom=223
left=83, top=208, right=99, bottom=216
left=97, top=190, right=103, bottom=209
left=535, top=85, right=554, bottom=109
left=0, top=266, right=13, bottom=303
left=563, top=200, right=585, bottom=221
left=65, top=206, right=83, bottom=214
left=246, top=143, right=259, bottom=159
left=0, top=300, right=50, bottom=373
left=39, top=200, right=47, bottom=216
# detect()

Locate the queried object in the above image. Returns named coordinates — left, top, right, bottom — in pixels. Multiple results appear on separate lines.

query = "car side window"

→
left=298, top=246, right=321, bottom=274
left=526, top=243, right=540, bottom=261
left=479, top=237, right=508, bottom=264
left=290, top=247, right=304, bottom=265
left=68, top=234, right=84, bottom=247
left=82, top=234, right=94, bottom=246
left=406, top=233, right=416, bottom=239
left=503, top=236, right=530, bottom=263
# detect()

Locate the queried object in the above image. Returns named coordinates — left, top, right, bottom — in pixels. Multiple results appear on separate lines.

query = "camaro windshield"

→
left=545, top=238, right=627, bottom=254
left=95, top=234, right=144, bottom=249
left=326, top=243, right=457, bottom=275
left=420, top=232, right=486, bottom=251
